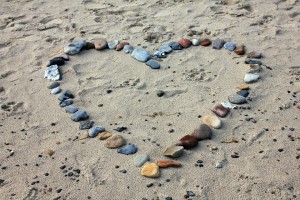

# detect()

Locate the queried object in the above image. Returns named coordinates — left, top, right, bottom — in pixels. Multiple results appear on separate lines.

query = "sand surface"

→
left=0, top=0, right=300, bottom=199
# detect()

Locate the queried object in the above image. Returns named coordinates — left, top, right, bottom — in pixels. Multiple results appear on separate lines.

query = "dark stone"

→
left=47, top=57, right=65, bottom=67
left=237, top=90, right=249, bottom=97
left=58, top=91, right=74, bottom=101
left=157, top=90, right=165, bottom=97
left=146, top=60, right=160, bottom=69
left=176, top=135, right=198, bottom=149
left=79, top=120, right=94, bottom=130
left=59, top=100, right=73, bottom=107
left=245, top=59, right=262, bottom=65
left=114, top=127, right=127, bottom=132
left=169, top=41, right=182, bottom=50
left=71, top=110, right=89, bottom=122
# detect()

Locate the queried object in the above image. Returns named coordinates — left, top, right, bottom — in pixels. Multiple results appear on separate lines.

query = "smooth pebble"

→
left=176, top=135, right=198, bottom=149
left=212, top=39, right=225, bottom=49
left=169, top=41, right=182, bottom=50
left=64, top=40, right=86, bottom=55
left=211, top=104, right=229, bottom=117
left=224, top=42, right=236, bottom=51
left=134, top=154, right=149, bottom=167
left=244, top=73, right=260, bottom=83
left=202, top=115, right=222, bottom=129
left=105, top=135, right=125, bottom=149
left=59, top=99, right=73, bottom=107
left=65, top=106, right=78, bottom=113
left=141, top=162, right=160, bottom=178
left=123, top=45, right=134, bottom=54
left=117, top=144, right=137, bottom=155
left=71, top=110, right=89, bottom=122
left=88, top=126, right=105, bottom=138
left=51, top=87, right=61, bottom=95
left=146, top=60, right=160, bottom=69
left=47, top=57, right=65, bottom=67
left=192, top=38, right=200, bottom=46
left=108, top=40, right=120, bottom=49
left=131, top=48, right=151, bottom=62
left=228, top=94, right=247, bottom=104
left=163, top=145, right=184, bottom=158
left=191, top=124, right=212, bottom=140
left=47, top=81, right=60, bottom=89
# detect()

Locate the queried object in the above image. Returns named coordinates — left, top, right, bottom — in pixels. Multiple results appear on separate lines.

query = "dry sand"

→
left=0, top=0, right=300, bottom=199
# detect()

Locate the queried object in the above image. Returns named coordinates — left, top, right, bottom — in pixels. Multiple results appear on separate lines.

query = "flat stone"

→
left=176, top=135, right=198, bottom=149
left=200, top=39, right=211, bottom=46
left=117, top=144, right=137, bottom=155
left=58, top=90, right=74, bottom=101
left=157, top=160, right=182, bottom=168
left=47, top=57, right=65, bottom=67
left=64, top=40, right=86, bottom=55
left=59, top=99, right=73, bottom=107
left=134, top=154, right=149, bottom=167
left=97, top=132, right=112, bottom=140
left=212, top=39, right=225, bottom=49
left=237, top=90, right=249, bottom=97
left=247, top=51, right=262, bottom=59
left=146, top=60, right=160, bottom=69
left=141, top=162, right=160, bottom=178
left=44, top=65, right=60, bottom=81
left=79, top=120, right=94, bottom=130
left=224, top=42, right=236, bottom=51
left=202, top=115, right=222, bottom=129
left=159, top=44, right=173, bottom=53
left=51, top=87, right=61, bottom=95
left=123, top=45, right=134, bottom=54
left=47, top=81, right=60, bottom=89
left=234, top=44, right=245, bottom=55
left=221, top=101, right=234, bottom=109
left=178, top=38, right=192, bottom=48
left=71, top=110, right=89, bottom=122
left=211, top=104, right=229, bottom=117
left=116, top=42, right=129, bottom=51
left=108, top=40, right=120, bottom=49
left=244, top=73, right=260, bottom=83
left=228, top=94, right=247, bottom=104
left=131, top=48, right=151, bottom=62
left=65, top=106, right=78, bottom=113
left=94, top=39, right=107, bottom=50
left=245, top=59, right=262, bottom=65
left=105, top=135, right=125, bottom=149
left=191, top=124, right=212, bottom=140
left=192, top=39, right=200, bottom=46
left=164, top=145, right=184, bottom=158
left=169, top=41, right=182, bottom=50
left=88, top=126, right=105, bottom=138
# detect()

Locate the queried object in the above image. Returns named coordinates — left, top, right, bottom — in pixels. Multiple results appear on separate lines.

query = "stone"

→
left=47, top=81, right=60, bottom=89
left=134, top=154, right=149, bottom=167
left=58, top=91, right=74, bottom=101
left=200, top=39, right=211, bottom=46
left=157, top=160, right=182, bottom=168
left=228, top=94, right=247, bottom=104
left=65, top=106, right=78, bottom=113
left=105, top=135, right=125, bottom=149
left=153, top=51, right=166, bottom=58
left=245, top=59, right=262, bottom=65
left=64, top=40, right=87, bottom=55
left=131, top=48, right=151, bottom=62
left=248, top=64, right=262, bottom=73
left=47, top=57, right=65, bottom=67
left=84, top=42, right=95, bottom=50
left=88, top=126, right=105, bottom=138
left=221, top=101, right=234, bottom=109
left=234, top=44, right=245, bottom=55
left=97, top=132, right=112, bottom=140
left=146, top=60, right=160, bottom=69
left=247, top=51, right=262, bottom=59
left=59, top=99, right=73, bottom=107
left=141, top=162, right=160, bottom=178
left=178, top=38, right=192, bottom=48
left=163, top=145, right=184, bottom=158
left=156, top=90, right=165, bottom=97
left=176, top=135, right=198, bottom=149
left=244, top=73, right=260, bottom=83
left=212, top=39, right=225, bottom=49
left=237, top=90, right=249, bottom=97
left=169, top=41, right=182, bottom=50
left=159, top=44, right=173, bottom=53
left=108, top=40, right=120, bottom=49
left=236, top=85, right=249, bottom=90
left=191, top=124, right=212, bottom=140
left=202, top=115, right=222, bottom=129
left=211, top=104, right=229, bottom=117
left=215, top=162, right=223, bottom=168
left=94, top=39, right=107, bottom=50
left=71, top=110, right=89, bottom=122
left=79, top=120, right=94, bottom=130
left=45, top=149, right=54, bottom=156
left=44, top=65, right=60, bottom=81
left=224, top=42, right=236, bottom=51
left=117, top=144, right=137, bottom=155
left=123, top=45, right=134, bottom=54
left=116, top=42, right=129, bottom=51
left=192, top=39, right=200, bottom=46
left=51, top=87, right=61, bottom=95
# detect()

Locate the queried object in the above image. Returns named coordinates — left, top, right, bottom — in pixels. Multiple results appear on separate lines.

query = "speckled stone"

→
left=79, top=120, right=94, bottom=130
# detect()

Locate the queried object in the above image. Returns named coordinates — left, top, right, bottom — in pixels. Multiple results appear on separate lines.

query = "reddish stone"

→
left=200, top=39, right=211, bottom=46
left=178, top=38, right=192, bottom=48
left=94, top=39, right=107, bottom=50
left=116, top=42, right=129, bottom=51
left=234, top=44, right=245, bottom=55
left=176, top=135, right=198, bottom=149
left=157, top=160, right=182, bottom=168
left=211, top=104, right=229, bottom=117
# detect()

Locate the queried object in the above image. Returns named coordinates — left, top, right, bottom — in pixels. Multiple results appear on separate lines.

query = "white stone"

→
left=44, top=65, right=60, bottom=81
left=244, top=73, right=260, bottom=83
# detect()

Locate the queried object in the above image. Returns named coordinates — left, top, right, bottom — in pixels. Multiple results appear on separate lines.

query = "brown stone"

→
left=116, top=42, right=129, bottom=51
left=157, top=160, right=182, bottom=168
left=105, top=135, right=125, bottom=149
left=211, top=104, right=229, bottom=117
left=234, top=44, right=245, bottom=55
left=84, top=42, right=95, bottom=50
left=176, top=135, right=198, bottom=149
left=94, top=39, right=108, bottom=50
left=97, top=132, right=112, bottom=140
left=45, top=149, right=54, bottom=156
left=178, top=38, right=192, bottom=48
left=200, top=39, right=211, bottom=46
left=247, top=51, right=262, bottom=59
left=191, top=124, right=212, bottom=141
left=236, top=85, right=249, bottom=90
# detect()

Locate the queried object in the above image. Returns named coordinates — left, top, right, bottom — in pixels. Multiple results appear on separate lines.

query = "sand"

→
left=0, top=0, right=299, bottom=199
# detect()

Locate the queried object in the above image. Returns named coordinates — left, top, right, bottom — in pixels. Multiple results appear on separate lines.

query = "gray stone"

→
left=169, top=41, right=182, bottom=50
left=212, top=39, right=225, bottom=49
left=163, top=145, right=184, bottom=158
left=134, top=154, right=150, bottom=167
left=191, top=124, right=212, bottom=140
left=108, top=40, right=120, bottom=49
left=51, top=87, right=61, bottom=95
left=71, top=110, right=89, bottom=122
left=228, top=94, right=247, bottom=104
left=58, top=91, right=74, bottom=101
left=245, top=59, right=262, bottom=65
left=117, top=144, right=138, bottom=155
left=47, top=81, right=60, bottom=89
left=64, top=40, right=87, bottom=55
left=159, top=43, right=173, bottom=53
left=59, top=99, right=73, bottom=107
left=146, top=60, right=160, bottom=69
left=153, top=51, right=166, bottom=58
left=88, top=126, right=105, bottom=137
left=65, top=106, right=78, bottom=113
left=131, top=48, right=151, bottom=62
left=123, top=45, right=134, bottom=54
left=79, top=120, right=94, bottom=130
left=224, top=42, right=236, bottom=51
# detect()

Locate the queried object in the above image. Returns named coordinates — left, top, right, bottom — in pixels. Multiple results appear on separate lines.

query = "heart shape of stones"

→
left=44, top=38, right=263, bottom=178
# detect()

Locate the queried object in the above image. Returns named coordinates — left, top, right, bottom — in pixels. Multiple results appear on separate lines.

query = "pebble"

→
left=71, top=110, right=89, bottom=122
left=65, top=106, right=78, bottom=113
left=187, top=191, right=195, bottom=197
left=237, top=90, right=249, bottom=97
left=47, top=57, right=65, bottom=67
left=221, top=101, right=234, bottom=109
left=202, top=115, right=222, bottom=129
left=212, top=39, right=225, bottom=49
left=117, top=144, right=137, bottom=155
left=248, top=64, right=262, bottom=73
left=47, top=81, right=60, bottom=89
left=123, top=45, right=134, bottom=54
left=134, top=154, right=149, bottom=167
left=215, top=162, right=223, bottom=168
left=200, top=39, right=211, bottom=46
left=178, top=38, right=192, bottom=48
left=234, top=44, right=245, bottom=55
left=165, top=197, right=172, bottom=200
left=51, top=87, right=61, bottom=95
left=45, top=149, right=54, bottom=156
left=211, top=104, right=229, bottom=117
left=88, top=126, right=105, bottom=138
left=176, top=135, right=198, bottom=149
left=247, top=51, right=262, bottom=59
left=44, top=65, right=60, bottom=81
left=159, top=43, right=173, bottom=53
left=192, top=38, right=200, bottom=46
left=84, top=42, right=95, bottom=50
left=108, top=40, right=120, bottom=49
left=97, top=132, right=112, bottom=140
left=59, top=100, right=73, bottom=107
left=131, top=48, right=151, bottom=62
left=146, top=60, right=160, bottom=69
left=153, top=51, right=166, bottom=58
left=105, top=135, right=125, bottom=149
left=164, top=145, right=184, bottom=158
left=114, top=127, right=127, bottom=132
left=244, top=73, right=260, bottom=83
left=64, top=40, right=87, bottom=55
left=157, top=90, right=165, bottom=97
left=141, top=162, right=160, bottom=178
left=157, top=160, right=182, bottom=168
left=236, top=85, right=249, bottom=90
left=223, top=42, right=236, bottom=51
left=228, top=94, right=247, bottom=104
left=169, top=41, right=182, bottom=50
left=93, top=39, right=107, bottom=50
left=58, top=91, right=74, bottom=101
left=245, top=59, right=262, bottom=65
left=116, top=42, right=129, bottom=51
left=191, top=124, right=212, bottom=140
left=79, top=120, right=94, bottom=130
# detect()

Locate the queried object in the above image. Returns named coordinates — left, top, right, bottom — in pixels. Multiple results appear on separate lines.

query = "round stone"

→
left=244, top=73, right=260, bottom=83
left=94, top=39, right=107, bottom=50
left=236, top=90, right=249, bottom=97
left=234, top=44, right=245, bottom=55
left=191, top=124, right=212, bottom=140
left=200, top=39, right=211, bottom=46
left=202, top=115, right=222, bottom=129
left=134, top=154, right=149, bottom=167
left=123, top=45, right=134, bottom=54
left=141, top=162, right=160, bottom=178
left=178, top=38, right=192, bottom=48
left=228, top=94, right=247, bottom=104
left=215, top=162, right=223, bottom=168
left=212, top=39, right=225, bottom=49
left=192, top=39, right=200, bottom=46
left=131, top=48, right=151, bottom=62
left=224, top=42, right=236, bottom=51
left=146, top=60, right=160, bottom=69
left=105, top=135, right=125, bottom=149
